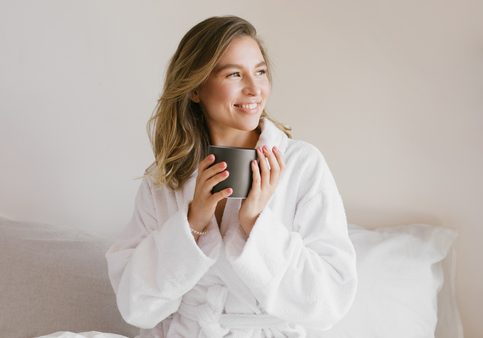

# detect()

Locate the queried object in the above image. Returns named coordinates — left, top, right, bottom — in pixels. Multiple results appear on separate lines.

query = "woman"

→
left=106, top=15, right=357, bottom=338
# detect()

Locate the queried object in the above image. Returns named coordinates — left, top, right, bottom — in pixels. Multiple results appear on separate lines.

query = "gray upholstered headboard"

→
left=0, top=216, right=138, bottom=338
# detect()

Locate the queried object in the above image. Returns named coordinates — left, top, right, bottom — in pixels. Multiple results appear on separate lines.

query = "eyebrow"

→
left=213, top=61, right=267, bottom=74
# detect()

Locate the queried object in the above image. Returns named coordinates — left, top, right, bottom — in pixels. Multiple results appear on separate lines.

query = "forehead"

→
left=215, top=36, right=265, bottom=67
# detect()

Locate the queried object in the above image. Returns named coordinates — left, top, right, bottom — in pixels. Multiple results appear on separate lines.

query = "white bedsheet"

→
left=37, top=332, right=129, bottom=338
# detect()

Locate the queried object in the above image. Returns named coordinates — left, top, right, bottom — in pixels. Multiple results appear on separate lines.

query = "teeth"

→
left=236, top=103, right=258, bottom=109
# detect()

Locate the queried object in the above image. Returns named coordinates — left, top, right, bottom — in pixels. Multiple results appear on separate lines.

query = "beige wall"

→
left=0, top=0, right=481, bottom=336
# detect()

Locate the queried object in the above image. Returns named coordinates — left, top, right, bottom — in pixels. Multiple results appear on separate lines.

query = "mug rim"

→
left=208, top=144, right=256, bottom=151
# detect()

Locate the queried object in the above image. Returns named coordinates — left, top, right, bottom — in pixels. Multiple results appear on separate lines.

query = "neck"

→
left=209, top=127, right=260, bottom=148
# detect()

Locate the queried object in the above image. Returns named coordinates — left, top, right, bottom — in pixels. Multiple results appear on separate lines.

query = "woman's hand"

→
left=188, top=154, right=233, bottom=239
left=239, top=145, right=284, bottom=237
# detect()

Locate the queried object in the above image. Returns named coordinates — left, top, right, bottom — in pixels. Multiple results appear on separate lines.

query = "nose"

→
left=242, top=75, right=261, bottom=96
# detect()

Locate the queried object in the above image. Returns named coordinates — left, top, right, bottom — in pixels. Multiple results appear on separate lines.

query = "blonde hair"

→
left=145, top=15, right=292, bottom=190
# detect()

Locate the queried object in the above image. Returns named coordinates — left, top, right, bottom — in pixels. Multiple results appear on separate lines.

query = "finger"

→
left=273, top=146, right=285, bottom=172
left=198, top=154, right=216, bottom=173
left=204, top=170, right=230, bottom=194
left=264, top=146, right=280, bottom=185
left=257, top=146, right=270, bottom=188
left=250, top=159, right=261, bottom=192
left=209, top=187, right=233, bottom=204
left=200, top=160, right=227, bottom=182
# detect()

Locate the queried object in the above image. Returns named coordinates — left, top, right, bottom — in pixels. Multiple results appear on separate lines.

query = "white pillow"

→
left=320, top=223, right=462, bottom=338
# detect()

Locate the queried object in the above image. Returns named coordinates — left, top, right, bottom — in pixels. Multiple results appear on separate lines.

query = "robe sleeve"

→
left=227, top=150, right=358, bottom=331
left=105, top=178, right=219, bottom=329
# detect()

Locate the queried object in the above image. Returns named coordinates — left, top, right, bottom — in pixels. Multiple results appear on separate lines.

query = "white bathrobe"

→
left=105, top=118, right=358, bottom=338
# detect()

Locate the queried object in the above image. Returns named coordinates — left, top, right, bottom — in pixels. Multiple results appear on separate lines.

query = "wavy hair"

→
left=145, top=15, right=292, bottom=190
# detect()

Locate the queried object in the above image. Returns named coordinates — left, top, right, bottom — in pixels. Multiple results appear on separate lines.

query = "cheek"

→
left=220, top=85, right=236, bottom=99
left=262, top=81, right=271, bottom=98
left=204, top=84, right=237, bottom=106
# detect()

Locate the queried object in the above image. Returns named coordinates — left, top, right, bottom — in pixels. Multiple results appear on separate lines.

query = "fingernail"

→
left=273, top=146, right=278, bottom=152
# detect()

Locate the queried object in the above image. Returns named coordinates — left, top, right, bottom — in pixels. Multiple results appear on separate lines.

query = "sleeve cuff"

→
left=226, top=207, right=303, bottom=293
left=148, top=210, right=221, bottom=280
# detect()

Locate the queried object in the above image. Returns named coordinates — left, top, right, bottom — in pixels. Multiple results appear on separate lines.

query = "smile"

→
left=234, top=102, right=259, bottom=109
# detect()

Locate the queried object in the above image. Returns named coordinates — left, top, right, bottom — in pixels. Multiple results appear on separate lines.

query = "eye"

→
left=227, top=72, right=241, bottom=78
left=256, top=69, right=267, bottom=76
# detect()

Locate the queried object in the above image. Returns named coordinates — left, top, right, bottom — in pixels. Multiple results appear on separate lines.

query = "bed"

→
left=0, top=215, right=463, bottom=338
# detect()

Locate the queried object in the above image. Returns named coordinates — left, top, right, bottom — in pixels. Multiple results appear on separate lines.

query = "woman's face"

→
left=193, top=36, right=271, bottom=136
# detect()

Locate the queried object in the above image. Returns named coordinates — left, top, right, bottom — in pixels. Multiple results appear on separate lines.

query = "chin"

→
left=239, top=115, right=262, bottom=131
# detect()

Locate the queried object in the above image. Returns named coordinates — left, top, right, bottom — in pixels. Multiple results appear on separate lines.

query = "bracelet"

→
left=190, top=227, right=208, bottom=236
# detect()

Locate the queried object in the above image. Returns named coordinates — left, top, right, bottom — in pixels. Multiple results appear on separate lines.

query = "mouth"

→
left=234, top=102, right=261, bottom=112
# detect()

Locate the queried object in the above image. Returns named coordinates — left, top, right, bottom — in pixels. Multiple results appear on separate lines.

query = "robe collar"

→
left=255, top=117, right=289, bottom=153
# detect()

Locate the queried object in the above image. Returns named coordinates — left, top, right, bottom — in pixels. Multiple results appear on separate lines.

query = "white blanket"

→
left=37, top=332, right=128, bottom=338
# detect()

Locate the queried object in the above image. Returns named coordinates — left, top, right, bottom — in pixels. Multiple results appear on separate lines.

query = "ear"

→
left=191, top=90, right=200, bottom=103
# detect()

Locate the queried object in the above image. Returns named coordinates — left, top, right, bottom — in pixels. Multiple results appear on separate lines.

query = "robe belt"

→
left=178, top=301, right=287, bottom=331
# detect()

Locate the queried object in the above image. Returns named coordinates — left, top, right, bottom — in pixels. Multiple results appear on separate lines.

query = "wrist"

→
left=240, top=217, right=256, bottom=235
left=187, top=206, right=208, bottom=235
left=188, top=217, right=208, bottom=234
left=187, top=204, right=201, bottom=227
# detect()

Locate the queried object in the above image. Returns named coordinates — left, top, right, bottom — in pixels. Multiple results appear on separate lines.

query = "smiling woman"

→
left=104, top=15, right=358, bottom=338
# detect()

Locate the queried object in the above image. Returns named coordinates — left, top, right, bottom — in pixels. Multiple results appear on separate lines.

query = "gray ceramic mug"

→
left=208, top=145, right=257, bottom=199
